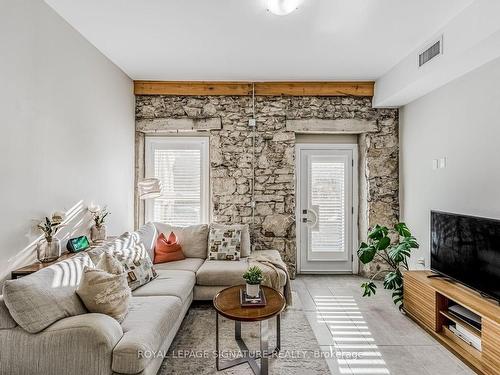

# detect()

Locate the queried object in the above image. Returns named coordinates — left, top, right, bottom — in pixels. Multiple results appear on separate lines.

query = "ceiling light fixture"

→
left=267, top=0, right=301, bottom=16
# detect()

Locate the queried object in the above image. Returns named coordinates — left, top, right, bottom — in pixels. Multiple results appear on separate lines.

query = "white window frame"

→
left=144, top=136, right=210, bottom=225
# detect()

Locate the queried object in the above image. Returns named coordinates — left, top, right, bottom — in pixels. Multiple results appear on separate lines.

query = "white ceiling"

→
left=45, top=0, right=472, bottom=81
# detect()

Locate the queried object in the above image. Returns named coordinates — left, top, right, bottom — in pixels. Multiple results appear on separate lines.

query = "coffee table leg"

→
left=216, top=312, right=220, bottom=370
left=260, top=319, right=269, bottom=375
left=275, top=314, right=281, bottom=354
left=235, top=320, right=241, bottom=340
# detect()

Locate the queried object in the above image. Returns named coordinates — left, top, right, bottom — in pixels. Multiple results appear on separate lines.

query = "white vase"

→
left=91, top=224, right=107, bottom=242
left=246, top=283, right=260, bottom=298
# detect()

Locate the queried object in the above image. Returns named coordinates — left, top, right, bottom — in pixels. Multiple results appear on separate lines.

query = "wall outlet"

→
left=248, top=119, right=256, bottom=127
left=439, top=157, right=446, bottom=169
left=417, top=257, right=425, bottom=267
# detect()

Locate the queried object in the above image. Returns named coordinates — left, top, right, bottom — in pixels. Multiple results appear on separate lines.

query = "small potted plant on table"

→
left=243, top=266, right=264, bottom=298
left=89, top=205, right=110, bottom=242
left=36, top=212, right=65, bottom=263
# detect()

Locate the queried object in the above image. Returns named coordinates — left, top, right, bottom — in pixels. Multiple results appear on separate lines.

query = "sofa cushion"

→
left=210, top=223, right=251, bottom=257
left=136, top=222, right=158, bottom=260
left=132, top=270, right=195, bottom=303
left=107, top=232, right=149, bottom=262
left=112, top=296, right=182, bottom=374
left=196, top=250, right=287, bottom=288
left=154, top=223, right=208, bottom=258
left=2, top=253, right=92, bottom=333
left=196, top=259, right=248, bottom=286
left=153, top=257, right=204, bottom=273
left=0, top=296, right=16, bottom=329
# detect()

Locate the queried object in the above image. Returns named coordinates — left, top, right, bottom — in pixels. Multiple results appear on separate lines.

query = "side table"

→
left=213, top=285, right=286, bottom=375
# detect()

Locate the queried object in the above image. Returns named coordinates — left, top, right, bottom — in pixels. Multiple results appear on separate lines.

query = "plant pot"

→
left=246, top=283, right=260, bottom=298
left=37, top=238, right=61, bottom=263
left=91, top=224, right=107, bottom=242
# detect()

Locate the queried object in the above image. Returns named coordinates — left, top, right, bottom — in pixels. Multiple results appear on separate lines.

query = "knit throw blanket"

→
left=249, top=253, right=292, bottom=306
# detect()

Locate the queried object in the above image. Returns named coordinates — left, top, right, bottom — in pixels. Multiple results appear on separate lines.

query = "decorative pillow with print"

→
left=119, top=255, right=158, bottom=291
left=109, top=234, right=158, bottom=290
left=208, top=227, right=242, bottom=261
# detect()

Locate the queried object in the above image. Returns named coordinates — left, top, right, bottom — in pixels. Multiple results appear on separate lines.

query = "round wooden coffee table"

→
left=213, top=285, right=286, bottom=375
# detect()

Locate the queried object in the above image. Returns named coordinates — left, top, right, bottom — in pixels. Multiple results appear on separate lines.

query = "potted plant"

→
left=36, top=212, right=65, bottom=262
left=357, top=222, right=419, bottom=310
left=242, top=266, right=264, bottom=298
left=89, top=205, right=110, bottom=242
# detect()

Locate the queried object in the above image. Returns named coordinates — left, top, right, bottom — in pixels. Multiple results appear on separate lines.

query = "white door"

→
left=297, top=145, right=357, bottom=273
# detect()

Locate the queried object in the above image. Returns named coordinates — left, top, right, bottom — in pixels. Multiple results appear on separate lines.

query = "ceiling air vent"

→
left=418, top=36, right=443, bottom=67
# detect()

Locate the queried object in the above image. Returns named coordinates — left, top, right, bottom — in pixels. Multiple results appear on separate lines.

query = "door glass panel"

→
left=309, top=157, right=345, bottom=253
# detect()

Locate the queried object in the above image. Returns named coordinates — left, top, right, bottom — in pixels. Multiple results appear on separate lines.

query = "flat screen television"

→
left=431, top=211, right=500, bottom=301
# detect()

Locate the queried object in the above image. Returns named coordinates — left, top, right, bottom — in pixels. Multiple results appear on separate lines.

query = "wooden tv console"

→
left=403, top=271, right=499, bottom=375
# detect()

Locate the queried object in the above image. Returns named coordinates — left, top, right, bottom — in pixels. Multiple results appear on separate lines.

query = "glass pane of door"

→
left=310, top=156, right=345, bottom=253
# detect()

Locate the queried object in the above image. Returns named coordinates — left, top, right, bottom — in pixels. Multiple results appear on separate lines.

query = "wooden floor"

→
left=292, top=275, right=475, bottom=375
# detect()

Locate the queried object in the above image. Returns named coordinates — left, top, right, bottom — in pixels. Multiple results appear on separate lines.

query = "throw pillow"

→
left=208, top=227, right=242, bottom=261
left=210, top=223, right=251, bottom=257
left=118, top=255, right=157, bottom=290
left=97, top=252, right=125, bottom=274
left=154, top=232, right=186, bottom=264
left=103, top=232, right=157, bottom=290
left=76, top=267, right=130, bottom=322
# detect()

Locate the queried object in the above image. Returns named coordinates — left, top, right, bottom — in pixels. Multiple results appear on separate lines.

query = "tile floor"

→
left=292, top=275, right=475, bottom=375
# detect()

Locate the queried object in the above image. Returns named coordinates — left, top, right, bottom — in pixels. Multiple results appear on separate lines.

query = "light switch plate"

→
left=432, top=159, right=438, bottom=170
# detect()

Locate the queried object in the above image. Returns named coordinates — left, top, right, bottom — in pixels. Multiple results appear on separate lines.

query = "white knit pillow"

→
left=76, top=266, right=131, bottom=323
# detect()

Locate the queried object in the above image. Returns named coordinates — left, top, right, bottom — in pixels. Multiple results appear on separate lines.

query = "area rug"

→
left=158, top=293, right=329, bottom=374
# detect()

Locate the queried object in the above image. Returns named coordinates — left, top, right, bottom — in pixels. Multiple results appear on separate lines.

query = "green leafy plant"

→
left=357, top=223, right=419, bottom=309
left=89, top=205, right=110, bottom=228
left=37, top=212, right=65, bottom=242
left=242, top=266, right=264, bottom=285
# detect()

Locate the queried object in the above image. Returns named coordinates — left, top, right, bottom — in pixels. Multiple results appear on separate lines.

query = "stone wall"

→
left=135, top=95, right=399, bottom=277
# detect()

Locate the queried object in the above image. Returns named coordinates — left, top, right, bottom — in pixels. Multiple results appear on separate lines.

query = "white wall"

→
left=374, top=0, right=500, bottom=107
left=0, top=0, right=135, bottom=282
left=400, top=56, right=500, bottom=269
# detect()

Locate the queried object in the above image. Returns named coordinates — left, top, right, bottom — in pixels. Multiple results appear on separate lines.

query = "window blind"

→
left=310, top=160, right=345, bottom=252
left=146, top=138, right=208, bottom=226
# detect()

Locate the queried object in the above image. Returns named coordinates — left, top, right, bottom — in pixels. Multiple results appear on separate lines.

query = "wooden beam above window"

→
left=134, top=81, right=374, bottom=97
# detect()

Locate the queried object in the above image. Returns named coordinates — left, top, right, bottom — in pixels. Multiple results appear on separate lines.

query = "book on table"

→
left=240, top=289, right=267, bottom=307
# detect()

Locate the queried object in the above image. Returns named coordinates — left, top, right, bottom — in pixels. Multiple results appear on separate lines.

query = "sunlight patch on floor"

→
left=313, top=295, right=391, bottom=375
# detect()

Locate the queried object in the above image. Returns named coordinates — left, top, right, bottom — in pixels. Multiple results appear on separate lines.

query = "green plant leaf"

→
left=357, top=242, right=377, bottom=264
left=361, top=281, right=377, bottom=297
left=392, top=288, right=404, bottom=309
left=404, top=236, right=419, bottom=249
left=242, top=266, right=263, bottom=284
left=377, top=236, right=391, bottom=251
left=388, top=242, right=411, bottom=263
left=394, top=222, right=411, bottom=237
left=368, top=225, right=388, bottom=240
left=383, top=271, right=403, bottom=290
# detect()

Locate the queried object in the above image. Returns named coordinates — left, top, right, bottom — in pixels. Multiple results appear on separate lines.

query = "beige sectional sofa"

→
left=0, top=222, right=287, bottom=375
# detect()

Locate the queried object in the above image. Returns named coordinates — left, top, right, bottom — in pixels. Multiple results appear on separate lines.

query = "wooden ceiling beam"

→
left=134, top=81, right=374, bottom=97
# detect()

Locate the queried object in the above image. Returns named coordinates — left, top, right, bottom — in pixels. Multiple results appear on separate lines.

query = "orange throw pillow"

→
left=154, top=232, right=185, bottom=264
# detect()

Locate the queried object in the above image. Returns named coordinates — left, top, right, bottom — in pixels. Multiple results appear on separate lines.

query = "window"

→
left=145, top=137, right=209, bottom=226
